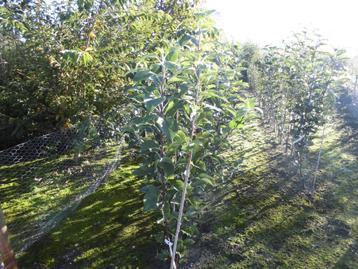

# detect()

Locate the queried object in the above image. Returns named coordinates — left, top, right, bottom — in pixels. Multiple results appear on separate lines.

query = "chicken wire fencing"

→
left=0, top=123, right=124, bottom=262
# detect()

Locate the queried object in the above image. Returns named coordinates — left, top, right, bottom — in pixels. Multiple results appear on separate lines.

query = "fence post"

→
left=0, top=209, right=18, bottom=269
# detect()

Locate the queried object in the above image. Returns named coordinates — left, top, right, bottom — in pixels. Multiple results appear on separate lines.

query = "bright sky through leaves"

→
left=204, top=0, right=358, bottom=56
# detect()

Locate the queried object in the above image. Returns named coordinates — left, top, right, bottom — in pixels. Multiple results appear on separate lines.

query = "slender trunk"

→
left=170, top=107, right=197, bottom=269
left=279, top=110, right=286, bottom=145
left=289, top=122, right=295, bottom=157
left=298, top=151, right=303, bottom=178
left=170, top=34, right=202, bottom=269
left=0, top=210, right=18, bottom=269
left=159, top=60, right=169, bottom=236
left=169, top=150, right=193, bottom=269
left=285, top=118, right=291, bottom=155
left=311, top=125, right=326, bottom=192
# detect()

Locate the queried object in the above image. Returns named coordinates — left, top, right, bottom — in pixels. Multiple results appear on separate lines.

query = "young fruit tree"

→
left=127, top=26, right=249, bottom=267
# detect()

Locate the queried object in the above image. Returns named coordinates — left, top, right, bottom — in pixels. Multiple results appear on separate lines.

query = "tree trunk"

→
left=170, top=97, right=197, bottom=269
left=311, top=125, right=326, bottom=192
left=285, top=121, right=291, bottom=155
left=0, top=210, right=18, bottom=269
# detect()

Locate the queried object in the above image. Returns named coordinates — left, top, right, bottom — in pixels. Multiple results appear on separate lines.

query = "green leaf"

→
left=158, top=157, right=175, bottom=176
left=245, top=98, right=256, bottom=109
left=165, top=100, right=175, bottom=115
left=174, top=180, right=184, bottom=191
left=228, top=119, right=237, bottom=129
left=173, top=130, right=188, bottom=145
left=223, top=106, right=237, bottom=117
left=165, top=61, right=178, bottom=71
left=191, top=141, right=204, bottom=162
left=164, top=118, right=177, bottom=142
left=144, top=97, right=164, bottom=112
left=156, top=117, right=177, bottom=142
left=62, top=50, right=79, bottom=63
left=197, top=173, right=214, bottom=186
left=141, top=185, right=160, bottom=211
left=164, top=100, right=184, bottom=116
left=204, top=103, right=222, bottom=112
left=0, top=7, right=9, bottom=16
left=229, top=118, right=244, bottom=129
left=168, top=76, right=184, bottom=83
left=134, top=70, right=153, bottom=81
left=81, top=52, right=93, bottom=65
left=202, top=90, right=228, bottom=102
left=132, top=114, right=157, bottom=126
left=141, top=139, right=160, bottom=151
left=166, top=47, right=179, bottom=62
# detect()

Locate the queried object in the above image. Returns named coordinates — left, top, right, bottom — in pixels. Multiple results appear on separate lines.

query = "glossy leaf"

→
left=158, top=157, right=175, bottom=176
left=134, top=70, right=153, bottom=81
left=144, top=97, right=165, bottom=112
left=166, top=47, right=179, bottom=62
left=141, top=185, right=160, bottom=211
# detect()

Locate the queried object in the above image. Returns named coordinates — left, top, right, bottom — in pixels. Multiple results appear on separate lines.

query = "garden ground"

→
left=3, top=93, right=358, bottom=269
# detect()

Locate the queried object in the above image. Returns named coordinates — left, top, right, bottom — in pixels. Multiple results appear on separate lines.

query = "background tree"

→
left=0, top=0, right=199, bottom=148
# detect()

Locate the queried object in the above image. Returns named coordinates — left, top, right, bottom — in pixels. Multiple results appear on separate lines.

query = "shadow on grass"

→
left=187, top=123, right=358, bottom=269
left=1, top=145, right=122, bottom=253
left=18, top=162, right=161, bottom=269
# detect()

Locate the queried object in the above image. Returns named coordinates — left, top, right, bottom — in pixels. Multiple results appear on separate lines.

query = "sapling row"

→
left=250, top=32, right=346, bottom=191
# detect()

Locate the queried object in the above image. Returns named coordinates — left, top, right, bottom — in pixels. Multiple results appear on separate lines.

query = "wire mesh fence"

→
left=0, top=125, right=124, bottom=263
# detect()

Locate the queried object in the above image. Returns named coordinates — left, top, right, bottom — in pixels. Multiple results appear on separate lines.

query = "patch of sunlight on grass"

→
left=1, top=143, right=123, bottom=252
left=17, top=159, right=159, bottom=269
left=189, top=114, right=358, bottom=269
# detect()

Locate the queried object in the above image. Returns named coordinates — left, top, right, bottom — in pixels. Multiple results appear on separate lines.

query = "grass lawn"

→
left=2, top=98, right=358, bottom=269
left=18, top=161, right=159, bottom=269
left=186, top=113, right=358, bottom=268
